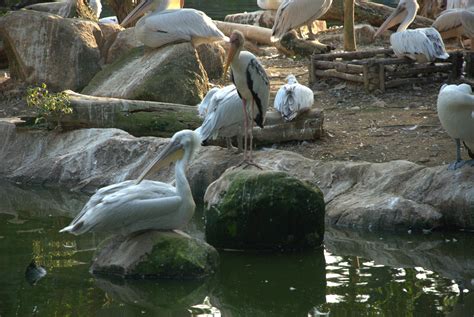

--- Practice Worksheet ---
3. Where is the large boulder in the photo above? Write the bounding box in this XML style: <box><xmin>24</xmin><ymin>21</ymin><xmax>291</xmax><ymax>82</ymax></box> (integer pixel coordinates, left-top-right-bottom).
<box><xmin>82</xmin><ymin>43</ymin><xmax>209</xmax><ymax>105</ymax></box>
<box><xmin>90</xmin><ymin>231</ymin><xmax>219</xmax><ymax>279</ymax></box>
<box><xmin>104</xmin><ymin>27</ymin><xmax>141</xmax><ymax>64</ymax></box>
<box><xmin>204</xmin><ymin>167</ymin><xmax>325</xmax><ymax>250</ymax></box>
<box><xmin>0</xmin><ymin>10</ymin><xmax>101</xmax><ymax>91</ymax></box>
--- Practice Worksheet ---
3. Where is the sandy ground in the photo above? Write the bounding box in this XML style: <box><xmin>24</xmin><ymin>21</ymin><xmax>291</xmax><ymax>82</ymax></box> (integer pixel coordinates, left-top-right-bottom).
<box><xmin>0</xmin><ymin>45</ymin><xmax>464</xmax><ymax>168</ymax></box>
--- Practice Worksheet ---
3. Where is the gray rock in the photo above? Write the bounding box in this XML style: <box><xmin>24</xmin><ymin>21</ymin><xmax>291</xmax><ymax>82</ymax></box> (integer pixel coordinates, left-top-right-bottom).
<box><xmin>196</xmin><ymin>43</ymin><xmax>226</xmax><ymax>81</ymax></box>
<box><xmin>90</xmin><ymin>231</ymin><xmax>219</xmax><ymax>279</ymax></box>
<box><xmin>0</xmin><ymin>10</ymin><xmax>101</xmax><ymax>91</ymax></box>
<box><xmin>82</xmin><ymin>43</ymin><xmax>209</xmax><ymax>105</ymax></box>
<box><xmin>104</xmin><ymin>27</ymin><xmax>141</xmax><ymax>65</ymax></box>
<box><xmin>204</xmin><ymin>166</ymin><xmax>325</xmax><ymax>250</ymax></box>
<box><xmin>0</xmin><ymin>122</ymin><xmax>472</xmax><ymax>231</ymax></box>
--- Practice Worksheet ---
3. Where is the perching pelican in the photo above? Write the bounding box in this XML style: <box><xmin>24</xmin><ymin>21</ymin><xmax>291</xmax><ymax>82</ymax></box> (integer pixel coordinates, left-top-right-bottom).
<box><xmin>223</xmin><ymin>31</ymin><xmax>270</xmax><ymax>162</ymax></box>
<box><xmin>374</xmin><ymin>0</ymin><xmax>449</xmax><ymax>63</ymax></box>
<box><xmin>195</xmin><ymin>85</ymin><xmax>247</xmax><ymax>150</ymax></box>
<box><xmin>60</xmin><ymin>130</ymin><xmax>201</xmax><ymax>236</ymax></box>
<box><xmin>120</xmin><ymin>0</ymin><xmax>227</xmax><ymax>49</ymax></box>
<box><xmin>258</xmin><ymin>0</ymin><xmax>283</xmax><ymax>10</ymax></box>
<box><xmin>271</xmin><ymin>0</ymin><xmax>333</xmax><ymax>41</ymax></box>
<box><xmin>274</xmin><ymin>74</ymin><xmax>314</xmax><ymax>121</ymax></box>
<box><xmin>432</xmin><ymin>8</ymin><xmax>474</xmax><ymax>46</ymax></box>
<box><xmin>437</xmin><ymin>84</ymin><xmax>474</xmax><ymax>169</ymax></box>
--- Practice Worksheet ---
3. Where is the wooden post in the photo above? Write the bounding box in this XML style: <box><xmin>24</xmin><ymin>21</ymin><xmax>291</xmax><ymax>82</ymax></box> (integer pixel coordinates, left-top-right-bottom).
<box><xmin>343</xmin><ymin>0</ymin><xmax>357</xmax><ymax>52</ymax></box>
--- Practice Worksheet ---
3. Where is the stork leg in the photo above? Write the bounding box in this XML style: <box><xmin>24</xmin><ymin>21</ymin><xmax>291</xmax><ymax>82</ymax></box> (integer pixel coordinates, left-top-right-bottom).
<box><xmin>241</xmin><ymin>98</ymin><xmax>248</xmax><ymax>161</ymax></box>
<box><xmin>249</xmin><ymin>99</ymin><xmax>254</xmax><ymax>161</ymax></box>
<box><xmin>448</xmin><ymin>138</ymin><xmax>466</xmax><ymax>170</ymax></box>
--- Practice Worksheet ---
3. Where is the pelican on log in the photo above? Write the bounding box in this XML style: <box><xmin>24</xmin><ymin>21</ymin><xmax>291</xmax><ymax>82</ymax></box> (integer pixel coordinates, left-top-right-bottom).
<box><xmin>223</xmin><ymin>30</ymin><xmax>270</xmax><ymax>163</ymax></box>
<box><xmin>432</xmin><ymin>8</ymin><xmax>474</xmax><ymax>46</ymax></box>
<box><xmin>274</xmin><ymin>74</ymin><xmax>314</xmax><ymax>122</ymax></box>
<box><xmin>60</xmin><ymin>130</ymin><xmax>201</xmax><ymax>236</ymax></box>
<box><xmin>120</xmin><ymin>0</ymin><xmax>227</xmax><ymax>49</ymax></box>
<box><xmin>195</xmin><ymin>85</ymin><xmax>247</xmax><ymax>150</ymax></box>
<box><xmin>437</xmin><ymin>84</ymin><xmax>474</xmax><ymax>170</ymax></box>
<box><xmin>271</xmin><ymin>0</ymin><xmax>333</xmax><ymax>41</ymax></box>
<box><xmin>374</xmin><ymin>0</ymin><xmax>449</xmax><ymax>63</ymax></box>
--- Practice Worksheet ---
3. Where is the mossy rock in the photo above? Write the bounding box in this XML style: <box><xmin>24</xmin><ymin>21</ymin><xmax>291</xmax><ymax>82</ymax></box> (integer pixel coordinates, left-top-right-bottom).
<box><xmin>204</xmin><ymin>168</ymin><xmax>325</xmax><ymax>250</ymax></box>
<box><xmin>90</xmin><ymin>231</ymin><xmax>219</xmax><ymax>279</ymax></box>
<box><xmin>82</xmin><ymin>43</ymin><xmax>208</xmax><ymax>105</ymax></box>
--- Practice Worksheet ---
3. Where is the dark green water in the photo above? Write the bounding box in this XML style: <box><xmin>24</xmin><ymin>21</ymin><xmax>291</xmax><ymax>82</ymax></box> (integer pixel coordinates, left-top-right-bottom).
<box><xmin>1</xmin><ymin>181</ymin><xmax>473</xmax><ymax>316</ymax></box>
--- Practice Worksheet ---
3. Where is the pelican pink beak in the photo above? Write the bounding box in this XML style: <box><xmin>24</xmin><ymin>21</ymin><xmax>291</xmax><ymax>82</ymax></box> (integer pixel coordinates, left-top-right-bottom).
<box><xmin>121</xmin><ymin>0</ymin><xmax>154</xmax><ymax>27</ymax></box>
<box><xmin>373</xmin><ymin>4</ymin><xmax>407</xmax><ymax>38</ymax></box>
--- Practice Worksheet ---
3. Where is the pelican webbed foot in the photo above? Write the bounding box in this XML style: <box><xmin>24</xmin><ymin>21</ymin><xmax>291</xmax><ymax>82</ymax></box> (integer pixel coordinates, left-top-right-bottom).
<box><xmin>448</xmin><ymin>160</ymin><xmax>467</xmax><ymax>170</ymax></box>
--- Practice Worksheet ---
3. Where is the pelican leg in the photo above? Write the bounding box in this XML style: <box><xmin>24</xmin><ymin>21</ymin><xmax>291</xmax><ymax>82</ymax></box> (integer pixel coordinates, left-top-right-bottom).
<box><xmin>448</xmin><ymin>138</ymin><xmax>466</xmax><ymax>170</ymax></box>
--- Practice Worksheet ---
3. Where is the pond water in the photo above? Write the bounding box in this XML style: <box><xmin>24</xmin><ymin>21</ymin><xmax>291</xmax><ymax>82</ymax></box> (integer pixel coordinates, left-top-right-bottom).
<box><xmin>1</xmin><ymin>181</ymin><xmax>473</xmax><ymax>316</ymax></box>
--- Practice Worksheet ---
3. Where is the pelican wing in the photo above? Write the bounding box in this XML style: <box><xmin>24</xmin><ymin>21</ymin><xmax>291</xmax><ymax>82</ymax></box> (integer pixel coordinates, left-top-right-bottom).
<box><xmin>195</xmin><ymin>85</ymin><xmax>244</xmax><ymax>141</ymax></box>
<box><xmin>447</xmin><ymin>0</ymin><xmax>474</xmax><ymax>9</ymax></box>
<box><xmin>461</xmin><ymin>10</ymin><xmax>474</xmax><ymax>37</ymax></box>
<box><xmin>433</xmin><ymin>9</ymin><xmax>463</xmax><ymax>32</ymax></box>
<box><xmin>197</xmin><ymin>87</ymin><xmax>220</xmax><ymax>118</ymax></box>
<box><xmin>144</xmin><ymin>9</ymin><xmax>226</xmax><ymax>44</ymax></box>
<box><xmin>245</xmin><ymin>56</ymin><xmax>270</xmax><ymax>128</ymax></box>
<box><xmin>391</xmin><ymin>28</ymin><xmax>449</xmax><ymax>61</ymax></box>
<box><xmin>271</xmin><ymin>0</ymin><xmax>332</xmax><ymax>41</ymax></box>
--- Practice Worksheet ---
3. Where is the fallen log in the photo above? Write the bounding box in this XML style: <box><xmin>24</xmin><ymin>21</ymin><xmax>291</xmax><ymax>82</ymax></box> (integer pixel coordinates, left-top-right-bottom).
<box><xmin>322</xmin><ymin>0</ymin><xmax>433</xmax><ymax>29</ymax></box>
<box><xmin>224</xmin><ymin>10</ymin><xmax>276</xmax><ymax>28</ymax></box>
<box><xmin>278</xmin><ymin>31</ymin><xmax>332</xmax><ymax>56</ymax></box>
<box><xmin>214</xmin><ymin>20</ymin><xmax>272</xmax><ymax>45</ymax></box>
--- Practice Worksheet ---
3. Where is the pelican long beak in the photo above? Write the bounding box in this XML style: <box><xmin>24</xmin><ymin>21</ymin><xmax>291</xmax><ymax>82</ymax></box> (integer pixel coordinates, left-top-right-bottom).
<box><xmin>222</xmin><ymin>44</ymin><xmax>237</xmax><ymax>81</ymax></box>
<box><xmin>135</xmin><ymin>140</ymin><xmax>185</xmax><ymax>184</ymax></box>
<box><xmin>121</xmin><ymin>0</ymin><xmax>154</xmax><ymax>28</ymax></box>
<box><xmin>373</xmin><ymin>5</ymin><xmax>406</xmax><ymax>38</ymax></box>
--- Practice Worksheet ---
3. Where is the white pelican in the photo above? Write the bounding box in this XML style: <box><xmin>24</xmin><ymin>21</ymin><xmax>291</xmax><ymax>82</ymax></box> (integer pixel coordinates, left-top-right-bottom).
<box><xmin>258</xmin><ymin>0</ymin><xmax>283</xmax><ymax>10</ymax></box>
<box><xmin>195</xmin><ymin>85</ymin><xmax>246</xmax><ymax>150</ymax></box>
<box><xmin>197</xmin><ymin>87</ymin><xmax>220</xmax><ymax>118</ymax></box>
<box><xmin>447</xmin><ymin>0</ymin><xmax>474</xmax><ymax>9</ymax></box>
<box><xmin>60</xmin><ymin>130</ymin><xmax>201</xmax><ymax>236</ymax></box>
<box><xmin>223</xmin><ymin>30</ymin><xmax>270</xmax><ymax>162</ymax></box>
<box><xmin>373</xmin><ymin>0</ymin><xmax>449</xmax><ymax>63</ymax></box>
<box><xmin>120</xmin><ymin>0</ymin><xmax>227</xmax><ymax>49</ymax></box>
<box><xmin>274</xmin><ymin>74</ymin><xmax>314</xmax><ymax>121</ymax></box>
<box><xmin>437</xmin><ymin>84</ymin><xmax>474</xmax><ymax>169</ymax></box>
<box><xmin>271</xmin><ymin>0</ymin><xmax>333</xmax><ymax>41</ymax></box>
<box><xmin>432</xmin><ymin>8</ymin><xmax>474</xmax><ymax>46</ymax></box>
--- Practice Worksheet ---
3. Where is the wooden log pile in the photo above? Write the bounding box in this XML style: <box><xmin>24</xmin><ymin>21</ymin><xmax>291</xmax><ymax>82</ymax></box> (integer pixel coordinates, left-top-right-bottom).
<box><xmin>310</xmin><ymin>49</ymin><xmax>463</xmax><ymax>92</ymax></box>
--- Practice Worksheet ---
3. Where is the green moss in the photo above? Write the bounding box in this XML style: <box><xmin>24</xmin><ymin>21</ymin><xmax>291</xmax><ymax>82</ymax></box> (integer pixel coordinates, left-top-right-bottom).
<box><xmin>205</xmin><ymin>170</ymin><xmax>325</xmax><ymax>250</ymax></box>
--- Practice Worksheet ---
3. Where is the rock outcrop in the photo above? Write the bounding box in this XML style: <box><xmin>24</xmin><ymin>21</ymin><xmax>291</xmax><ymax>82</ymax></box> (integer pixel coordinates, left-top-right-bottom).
<box><xmin>204</xmin><ymin>167</ymin><xmax>325</xmax><ymax>250</ymax></box>
<box><xmin>0</xmin><ymin>10</ymin><xmax>102</xmax><ymax>91</ymax></box>
<box><xmin>91</xmin><ymin>231</ymin><xmax>219</xmax><ymax>279</ymax></box>
<box><xmin>0</xmin><ymin>122</ymin><xmax>472</xmax><ymax>231</ymax></box>
<box><xmin>82</xmin><ymin>43</ymin><xmax>208</xmax><ymax>105</ymax></box>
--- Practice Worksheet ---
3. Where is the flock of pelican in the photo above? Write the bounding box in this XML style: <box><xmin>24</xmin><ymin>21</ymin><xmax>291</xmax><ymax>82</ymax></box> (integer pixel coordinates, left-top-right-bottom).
<box><xmin>60</xmin><ymin>0</ymin><xmax>474</xmax><ymax>237</ymax></box>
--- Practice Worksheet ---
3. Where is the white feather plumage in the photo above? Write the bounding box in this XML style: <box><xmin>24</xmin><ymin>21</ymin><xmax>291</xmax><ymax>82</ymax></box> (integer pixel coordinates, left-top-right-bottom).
<box><xmin>274</xmin><ymin>75</ymin><xmax>314</xmax><ymax>121</ymax></box>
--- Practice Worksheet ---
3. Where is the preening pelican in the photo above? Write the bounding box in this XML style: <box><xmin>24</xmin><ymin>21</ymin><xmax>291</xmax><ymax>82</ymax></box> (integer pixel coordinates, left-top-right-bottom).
<box><xmin>374</xmin><ymin>0</ymin><xmax>449</xmax><ymax>63</ymax></box>
<box><xmin>223</xmin><ymin>31</ymin><xmax>270</xmax><ymax>162</ymax></box>
<box><xmin>195</xmin><ymin>85</ymin><xmax>246</xmax><ymax>150</ymax></box>
<box><xmin>120</xmin><ymin>0</ymin><xmax>227</xmax><ymax>49</ymax></box>
<box><xmin>274</xmin><ymin>74</ymin><xmax>314</xmax><ymax>121</ymax></box>
<box><xmin>258</xmin><ymin>0</ymin><xmax>283</xmax><ymax>10</ymax></box>
<box><xmin>437</xmin><ymin>84</ymin><xmax>474</xmax><ymax>169</ymax></box>
<box><xmin>432</xmin><ymin>8</ymin><xmax>474</xmax><ymax>45</ymax></box>
<box><xmin>271</xmin><ymin>0</ymin><xmax>333</xmax><ymax>41</ymax></box>
<box><xmin>60</xmin><ymin>130</ymin><xmax>201</xmax><ymax>236</ymax></box>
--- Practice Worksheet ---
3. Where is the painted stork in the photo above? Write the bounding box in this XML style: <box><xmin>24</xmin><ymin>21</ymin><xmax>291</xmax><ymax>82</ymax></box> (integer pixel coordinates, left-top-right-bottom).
<box><xmin>437</xmin><ymin>84</ymin><xmax>474</xmax><ymax>170</ymax></box>
<box><xmin>373</xmin><ymin>0</ymin><xmax>449</xmax><ymax>63</ymax></box>
<box><xmin>274</xmin><ymin>74</ymin><xmax>314</xmax><ymax>121</ymax></box>
<box><xmin>60</xmin><ymin>130</ymin><xmax>201</xmax><ymax>236</ymax></box>
<box><xmin>223</xmin><ymin>30</ymin><xmax>270</xmax><ymax>163</ymax></box>
<box><xmin>120</xmin><ymin>0</ymin><xmax>227</xmax><ymax>49</ymax></box>
<box><xmin>195</xmin><ymin>85</ymin><xmax>246</xmax><ymax>150</ymax></box>
<box><xmin>271</xmin><ymin>0</ymin><xmax>333</xmax><ymax>41</ymax></box>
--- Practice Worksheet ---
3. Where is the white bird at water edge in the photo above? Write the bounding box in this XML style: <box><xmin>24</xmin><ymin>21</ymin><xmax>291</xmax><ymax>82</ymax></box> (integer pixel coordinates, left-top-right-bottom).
<box><xmin>437</xmin><ymin>84</ymin><xmax>474</xmax><ymax>170</ymax></box>
<box><xmin>374</xmin><ymin>0</ymin><xmax>449</xmax><ymax>63</ymax></box>
<box><xmin>274</xmin><ymin>74</ymin><xmax>314</xmax><ymax>122</ymax></box>
<box><xmin>223</xmin><ymin>30</ymin><xmax>270</xmax><ymax>163</ymax></box>
<box><xmin>271</xmin><ymin>0</ymin><xmax>333</xmax><ymax>41</ymax></box>
<box><xmin>120</xmin><ymin>0</ymin><xmax>227</xmax><ymax>49</ymax></box>
<box><xmin>60</xmin><ymin>130</ymin><xmax>201</xmax><ymax>236</ymax></box>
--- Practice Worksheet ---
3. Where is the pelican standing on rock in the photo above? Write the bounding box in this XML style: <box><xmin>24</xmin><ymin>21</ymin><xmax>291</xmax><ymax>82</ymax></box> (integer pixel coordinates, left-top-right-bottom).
<box><xmin>195</xmin><ymin>85</ymin><xmax>246</xmax><ymax>150</ymax></box>
<box><xmin>60</xmin><ymin>130</ymin><xmax>201</xmax><ymax>236</ymax></box>
<box><xmin>373</xmin><ymin>0</ymin><xmax>449</xmax><ymax>62</ymax></box>
<box><xmin>432</xmin><ymin>8</ymin><xmax>474</xmax><ymax>47</ymax></box>
<box><xmin>120</xmin><ymin>0</ymin><xmax>227</xmax><ymax>49</ymax></box>
<box><xmin>274</xmin><ymin>74</ymin><xmax>314</xmax><ymax>121</ymax></box>
<box><xmin>271</xmin><ymin>0</ymin><xmax>333</xmax><ymax>41</ymax></box>
<box><xmin>223</xmin><ymin>31</ymin><xmax>270</xmax><ymax>163</ymax></box>
<box><xmin>437</xmin><ymin>84</ymin><xmax>474</xmax><ymax>170</ymax></box>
